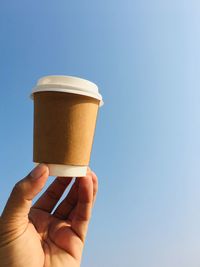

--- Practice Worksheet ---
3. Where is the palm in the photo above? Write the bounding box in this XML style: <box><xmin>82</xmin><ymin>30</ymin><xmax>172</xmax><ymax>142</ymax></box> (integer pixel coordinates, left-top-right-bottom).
<box><xmin>27</xmin><ymin>208</ymin><xmax>82</xmax><ymax>267</ymax></box>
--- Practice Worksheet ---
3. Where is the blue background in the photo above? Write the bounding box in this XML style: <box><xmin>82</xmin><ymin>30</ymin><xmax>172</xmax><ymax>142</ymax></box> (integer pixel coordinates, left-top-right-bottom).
<box><xmin>1</xmin><ymin>1</ymin><xmax>200</xmax><ymax>266</ymax></box>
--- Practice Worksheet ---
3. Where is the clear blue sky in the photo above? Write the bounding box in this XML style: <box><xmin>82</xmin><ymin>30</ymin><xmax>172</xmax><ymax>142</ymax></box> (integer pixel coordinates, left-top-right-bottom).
<box><xmin>1</xmin><ymin>1</ymin><xmax>200</xmax><ymax>266</ymax></box>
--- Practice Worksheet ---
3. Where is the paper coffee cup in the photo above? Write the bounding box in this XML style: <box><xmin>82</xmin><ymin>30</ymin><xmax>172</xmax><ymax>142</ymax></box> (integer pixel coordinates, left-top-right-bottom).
<box><xmin>31</xmin><ymin>76</ymin><xmax>103</xmax><ymax>177</ymax></box>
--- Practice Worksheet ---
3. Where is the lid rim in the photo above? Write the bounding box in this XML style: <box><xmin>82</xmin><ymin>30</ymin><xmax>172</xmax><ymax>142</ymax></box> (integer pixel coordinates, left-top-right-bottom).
<box><xmin>31</xmin><ymin>87</ymin><xmax>104</xmax><ymax>106</ymax></box>
<box><xmin>31</xmin><ymin>75</ymin><xmax>104</xmax><ymax>106</ymax></box>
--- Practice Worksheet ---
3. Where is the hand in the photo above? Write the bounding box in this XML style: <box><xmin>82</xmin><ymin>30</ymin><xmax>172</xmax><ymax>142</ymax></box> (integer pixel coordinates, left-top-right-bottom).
<box><xmin>0</xmin><ymin>164</ymin><xmax>98</xmax><ymax>267</ymax></box>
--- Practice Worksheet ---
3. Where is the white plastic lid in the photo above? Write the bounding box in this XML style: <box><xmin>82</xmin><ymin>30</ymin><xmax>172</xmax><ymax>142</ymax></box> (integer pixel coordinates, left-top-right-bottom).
<box><xmin>31</xmin><ymin>75</ymin><xmax>103</xmax><ymax>106</ymax></box>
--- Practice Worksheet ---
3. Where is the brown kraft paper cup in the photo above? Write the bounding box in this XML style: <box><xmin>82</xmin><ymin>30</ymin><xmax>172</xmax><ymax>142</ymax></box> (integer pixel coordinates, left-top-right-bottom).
<box><xmin>33</xmin><ymin>91</ymin><xmax>100</xmax><ymax>167</ymax></box>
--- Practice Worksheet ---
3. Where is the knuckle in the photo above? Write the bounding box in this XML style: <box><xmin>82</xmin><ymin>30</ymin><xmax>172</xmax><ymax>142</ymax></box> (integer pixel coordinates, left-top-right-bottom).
<box><xmin>46</xmin><ymin>189</ymin><xmax>59</xmax><ymax>200</ymax></box>
<box><xmin>13</xmin><ymin>180</ymin><xmax>25</xmax><ymax>195</ymax></box>
<box><xmin>54</xmin><ymin>211</ymin><xmax>66</xmax><ymax>220</ymax></box>
<box><xmin>76</xmin><ymin>212</ymin><xmax>91</xmax><ymax>222</ymax></box>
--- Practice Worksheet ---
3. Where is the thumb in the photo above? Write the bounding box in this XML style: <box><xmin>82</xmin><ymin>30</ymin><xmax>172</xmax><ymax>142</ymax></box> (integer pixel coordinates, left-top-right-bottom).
<box><xmin>1</xmin><ymin>164</ymin><xmax>49</xmax><ymax>222</ymax></box>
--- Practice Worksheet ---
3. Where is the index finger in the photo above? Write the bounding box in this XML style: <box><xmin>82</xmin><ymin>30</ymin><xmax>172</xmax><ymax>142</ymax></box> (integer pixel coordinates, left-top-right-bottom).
<box><xmin>32</xmin><ymin>176</ymin><xmax>72</xmax><ymax>213</ymax></box>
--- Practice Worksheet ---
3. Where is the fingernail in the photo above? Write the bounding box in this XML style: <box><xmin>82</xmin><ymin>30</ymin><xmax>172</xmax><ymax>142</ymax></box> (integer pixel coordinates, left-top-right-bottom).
<box><xmin>87</xmin><ymin>167</ymin><xmax>91</xmax><ymax>173</ymax></box>
<box><xmin>30</xmin><ymin>164</ymin><xmax>48</xmax><ymax>180</ymax></box>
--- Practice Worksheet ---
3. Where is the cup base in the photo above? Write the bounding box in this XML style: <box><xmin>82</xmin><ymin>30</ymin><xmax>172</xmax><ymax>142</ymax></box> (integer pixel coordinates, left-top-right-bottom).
<box><xmin>34</xmin><ymin>162</ymin><xmax>87</xmax><ymax>177</ymax></box>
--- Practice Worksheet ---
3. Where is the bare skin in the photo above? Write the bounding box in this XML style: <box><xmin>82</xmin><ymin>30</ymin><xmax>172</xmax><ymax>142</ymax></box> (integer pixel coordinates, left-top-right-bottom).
<box><xmin>0</xmin><ymin>164</ymin><xmax>98</xmax><ymax>267</ymax></box>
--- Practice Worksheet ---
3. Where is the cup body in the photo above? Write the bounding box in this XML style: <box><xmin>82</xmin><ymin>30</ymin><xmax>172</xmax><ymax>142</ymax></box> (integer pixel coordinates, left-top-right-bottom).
<box><xmin>31</xmin><ymin>76</ymin><xmax>103</xmax><ymax>177</ymax></box>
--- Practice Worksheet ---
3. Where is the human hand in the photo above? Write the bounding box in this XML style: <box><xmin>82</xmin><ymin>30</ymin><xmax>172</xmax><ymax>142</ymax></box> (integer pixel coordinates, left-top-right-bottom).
<box><xmin>0</xmin><ymin>164</ymin><xmax>98</xmax><ymax>267</ymax></box>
